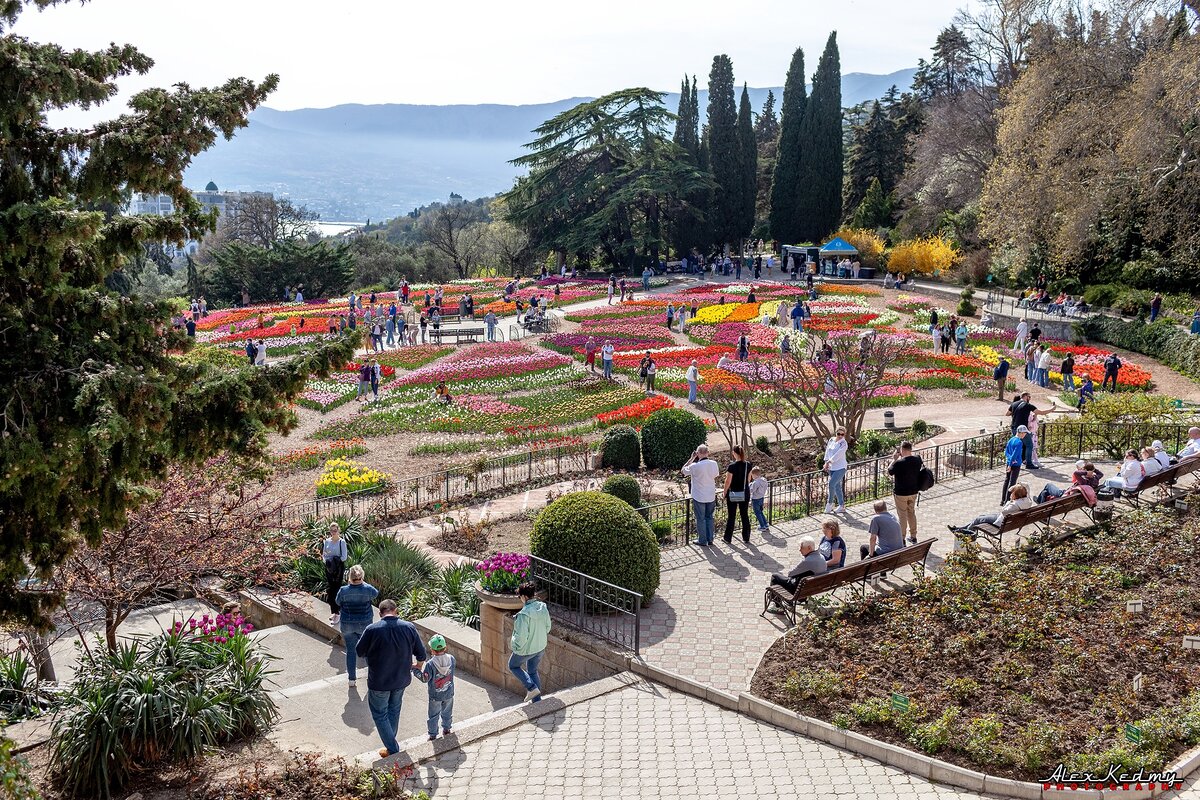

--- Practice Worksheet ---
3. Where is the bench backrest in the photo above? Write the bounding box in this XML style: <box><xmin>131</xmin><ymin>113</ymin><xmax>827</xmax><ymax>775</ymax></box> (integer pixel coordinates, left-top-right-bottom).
<box><xmin>795</xmin><ymin>560</ymin><xmax>870</xmax><ymax>598</ymax></box>
<box><xmin>866</xmin><ymin>538</ymin><xmax>936</xmax><ymax>576</ymax></box>
<box><xmin>1137</xmin><ymin>463</ymin><xmax>1181</xmax><ymax>492</ymax></box>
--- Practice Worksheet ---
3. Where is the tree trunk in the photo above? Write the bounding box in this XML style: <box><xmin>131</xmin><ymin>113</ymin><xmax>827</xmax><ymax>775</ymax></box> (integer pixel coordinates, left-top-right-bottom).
<box><xmin>25</xmin><ymin>630</ymin><xmax>56</xmax><ymax>682</ymax></box>
<box><xmin>105</xmin><ymin>610</ymin><xmax>119</xmax><ymax>653</ymax></box>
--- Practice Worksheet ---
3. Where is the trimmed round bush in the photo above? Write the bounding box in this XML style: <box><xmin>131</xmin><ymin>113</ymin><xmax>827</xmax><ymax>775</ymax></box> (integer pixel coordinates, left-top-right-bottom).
<box><xmin>600</xmin><ymin>424</ymin><xmax>641</xmax><ymax>470</ymax></box>
<box><xmin>531</xmin><ymin>492</ymin><xmax>660</xmax><ymax>602</ymax></box>
<box><xmin>640</xmin><ymin>408</ymin><xmax>707</xmax><ymax>470</ymax></box>
<box><xmin>601</xmin><ymin>474</ymin><xmax>641</xmax><ymax>509</ymax></box>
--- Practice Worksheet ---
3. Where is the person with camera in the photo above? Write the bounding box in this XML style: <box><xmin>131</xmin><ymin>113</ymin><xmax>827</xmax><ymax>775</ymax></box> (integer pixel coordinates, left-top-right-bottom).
<box><xmin>682</xmin><ymin>445</ymin><xmax>720</xmax><ymax>546</ymax></box>
<box><xmin>888</xmin><ymin>441</ymin><xmax>924</xmax><ymax>545</ymax></box>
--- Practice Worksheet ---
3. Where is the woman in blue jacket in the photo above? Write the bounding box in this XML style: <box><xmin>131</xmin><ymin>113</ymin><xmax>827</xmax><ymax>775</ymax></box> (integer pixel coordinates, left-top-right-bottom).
<box><xmin>335</xmin><ymin>564</ymin><xmax>379</xmax><ymax>687</ymax></box>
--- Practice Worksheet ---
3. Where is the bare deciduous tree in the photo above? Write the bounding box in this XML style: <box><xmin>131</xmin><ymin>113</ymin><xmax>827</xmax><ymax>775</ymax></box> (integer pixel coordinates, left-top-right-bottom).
<box><xmin>222</xmin><ymin>195</ymin><xmax>318</xmax><ymax>249</ymax></box>
<box><xmin>421</xmin><ymin>203</ymin><xmax>488</xmax><ymax>278</ymax></box>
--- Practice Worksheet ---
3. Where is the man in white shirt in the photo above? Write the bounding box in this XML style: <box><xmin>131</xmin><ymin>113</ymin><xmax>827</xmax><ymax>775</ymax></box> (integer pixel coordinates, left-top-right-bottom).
<box><xmin>1013</xmin><ymin>319</ymin><xmax>1029</xmax><ymax>353</ymax></box>
<box><xmin>1151</xmin><ymin>440</ymin><xmax>1171</xmax><ymax>470</ymax></box>
<box><xmin>682</xmin><ymin>445</ymin><xmax>720</xmax><ymax>546</ymax></box>
<box><xmin>685</xmin><ymin>360</ymin><xmax>701</xmax><ymax>404</ymax></box>
<box><xmin>1178</xmin><ymin>428</ymin><xmax>1200</xmax><ymax>460</ymax></box>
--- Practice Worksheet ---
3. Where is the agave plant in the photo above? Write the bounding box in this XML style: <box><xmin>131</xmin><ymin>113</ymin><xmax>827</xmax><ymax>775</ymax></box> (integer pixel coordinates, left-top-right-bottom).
<box><xmin>357</xmin><ymin>534</ymin><xmax>438</xmax><ymax>602</ymax></box>
<box><xmin>0</xmin><ymin>652</ymin><xmax>55</xmax><ymax>722</ymax></box>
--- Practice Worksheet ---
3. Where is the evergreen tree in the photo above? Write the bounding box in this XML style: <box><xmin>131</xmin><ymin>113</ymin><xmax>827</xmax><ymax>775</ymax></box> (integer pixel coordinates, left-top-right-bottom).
<box><xmin>769</xmin><ymin>47</ymin><xmax>807</xmax><ymax>243</ymax></box>
<box><xmin>704</xmin><ymin>54</ymin><xmax>740</xmax><ymax>248</ymax></box>
<box><xmin>850</xmin><ymin>177</ymin><xmax>895</xmax><ymax>229</ymax></box>
<box><xmin>736</xmin><ymin>84</ymin><xmax>757</xmax><ymax>241</ymax></box>
<box><xmin>754</xmin><ymin>90</ymin><xmax>780</xmax><ymax>144</ymax></box>
<box><xmin>843</xmin><ymin>100</ymin><xmax>905</xmax><ymax>215</ymax></box>
<box><xmin>0</xmin><ymin>1</ymin><xmax>357</xmax><ymax>626</ymax></box>
<box><xmin>795</xmin><ymin>32</ymin><xmax>843</xmax><ymax>242</ymax></box>
<box><xmin>670</xmin><ymin>76</ymin><xmax>702</xmax><ymax>257</ymax></box>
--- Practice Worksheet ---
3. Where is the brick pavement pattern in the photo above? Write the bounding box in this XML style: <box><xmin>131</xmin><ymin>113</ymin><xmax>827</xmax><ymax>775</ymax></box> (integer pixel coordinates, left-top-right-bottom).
<box><xmin>417</xmin><ymin>681</ymin><xmax>1200</xmax><ymax>800</ymax></box>
<box><xmin>639</xmin><ymin>458</ymin><xmax>1102</xmax><ymax>694</ymax></box>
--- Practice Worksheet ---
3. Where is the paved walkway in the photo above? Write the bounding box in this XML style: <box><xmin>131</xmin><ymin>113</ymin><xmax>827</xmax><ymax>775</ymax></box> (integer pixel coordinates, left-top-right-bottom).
<box><xmin>637</xmin><ymin>457</ymin><xmax>1100</xmax><ymax>694</ymax></box>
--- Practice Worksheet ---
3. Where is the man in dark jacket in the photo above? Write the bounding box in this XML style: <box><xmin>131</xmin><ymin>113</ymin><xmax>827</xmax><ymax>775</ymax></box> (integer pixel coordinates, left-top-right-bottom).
<box><xmin>993</xmin><ymin>356</ymin><xmax>1010</xmax><ymax>401</ymax></box>
<box><xmin>356</xmin><ymin>599</ymin><xmax>427</xmax><ymax>758</ymax></box>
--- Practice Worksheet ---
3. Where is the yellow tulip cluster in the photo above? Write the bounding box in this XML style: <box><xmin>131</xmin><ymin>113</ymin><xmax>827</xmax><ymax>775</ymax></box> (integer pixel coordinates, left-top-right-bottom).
<box><xmin>314</xmin><ymin>457</ymin><xmax>391</xmax><ymax>498</ymax></box>
<box><xmin>691</xmin><ymin>303</ymin><xmax>740</xmax><ymax>324</ymax></box>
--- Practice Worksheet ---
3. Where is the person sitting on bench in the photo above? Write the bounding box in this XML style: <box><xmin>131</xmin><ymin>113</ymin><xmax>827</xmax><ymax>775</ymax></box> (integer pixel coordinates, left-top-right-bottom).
<box><xmin>949</xmin><ymin>483</ymin><xmax>1034</xmax><ymax>537</ymax></box>
<box><xmin>1104</xmin><ymin>449</ymin><xmax>1145</xmax><ymax>495</ymax></box>
<box><xmin>1178</xmin><ymin>427</ymin><xmax>1200</xmax><ymax>461</ymax></box>
<box><xmin>767</xmin><ymin>536</ymin><xmax>827</xmax><ymax>605</ymax></box>
<box><xmin>860</xmin><ymin>501</ymin><xmax>904</xmax><ymax>560</ymax></box>
<box><xmin>1036</xmin><ymin>460</ymin><xmax>1102</xmax><ymax>502</ymax></box>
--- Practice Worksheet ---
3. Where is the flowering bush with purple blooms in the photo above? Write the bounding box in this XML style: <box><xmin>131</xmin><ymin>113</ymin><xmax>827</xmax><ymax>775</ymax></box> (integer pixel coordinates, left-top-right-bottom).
<box><xmin>170</xmin><ymin>612</ymin><xmax>254</xmax><ymax>645</ymax></box>
<box><xmin>476</xmin><ymin>552</ymin><xmax>531</xmax><ymax>593</ymax></box>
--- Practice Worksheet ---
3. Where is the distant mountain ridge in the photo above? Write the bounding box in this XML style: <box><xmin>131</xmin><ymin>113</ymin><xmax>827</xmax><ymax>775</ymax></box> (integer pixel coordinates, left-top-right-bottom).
<box><xmin>184</xmin><ymin>69</ymin><xmax>915</xmax><ymax>221</ymax></box>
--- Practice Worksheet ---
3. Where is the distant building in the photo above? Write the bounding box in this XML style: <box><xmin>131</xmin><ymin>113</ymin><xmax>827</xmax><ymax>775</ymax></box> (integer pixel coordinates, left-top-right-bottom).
<box><xmin>127</xmin><ymin>183</ymin><xmax>275</xmax><ymax>259</ymax></box>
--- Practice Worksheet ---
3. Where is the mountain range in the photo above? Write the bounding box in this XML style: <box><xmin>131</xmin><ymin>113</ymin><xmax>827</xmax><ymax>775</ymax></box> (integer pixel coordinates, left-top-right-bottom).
<box><xmin>183</xmin><ymin>69</ymin><xmax>916</xmax><ymax>222</ymax></box>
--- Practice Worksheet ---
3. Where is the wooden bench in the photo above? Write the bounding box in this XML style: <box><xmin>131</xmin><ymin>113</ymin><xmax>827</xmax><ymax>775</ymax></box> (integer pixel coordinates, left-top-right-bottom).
<box><xmin>761</xmin><ymin>538</ymin><xmax>937</xmax><ymax>627</ymax></box>
<box><xmin>968</xmin><ymin>492</ymin><xmax>1092</xmax><ymax>550</ymax></box>
<box><xmin>430</xmin><ymin>327</ymin><xmax>484</xmax><ymax>345</ymax></box>
<box><xmin>1118</xmin><ymin>457</ymin><xmax>1200</xmax><ymax>507</ymax></box>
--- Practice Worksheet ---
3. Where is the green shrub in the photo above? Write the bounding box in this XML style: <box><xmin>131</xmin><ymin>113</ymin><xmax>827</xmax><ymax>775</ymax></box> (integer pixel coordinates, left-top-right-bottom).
<box><xmin>650</xmin><ymin>519</ymin><xmax>674</xmax><ymax>543</ymax></box>
<box><xmin>963</xmin><ymin>714</ymin><xmax>1012</xmax><ymax>766</ymax></box>
<box><xmin>600</xmin><ymin>424</ymin><xmax>641</xmax><ymax>470</ymax></box>
<box><xmin>0</xmin><ymin>653</ymin><xmax>52</xmax><ymax>722</ymax></box>
<box><xmin>910</xmin><ymin>706</ymin><xmax>960</xmax><ymax>754</ymax></box>
<box><xmin>856</xmin><ymin>429</ymin><xmax>900</xmax><ymax>457</ymax></box>
<box><xmin>640</xmin><ymin>408</ymin><xmax>707</xmax><ymax>470</ymax></box>
<box><xmin>957</xmin><ymin>285</ymin><xmax>976</xmax><ymax>317</ymax></box>
<box><xmin>754</xmin><ymin>435</ymin><xmax>771</xmax><ymax>455</ymax></box>
<box><xmin>531</xmin><ymin>492</ymin><xmax>660</xmax><ymax>602</ymax></box>
<box><xmin>0</xmin><ymin>738</ymin><xmax>37</xmax><ymax>800</ymax></box>
<box><xmin>602</xmin><ymin>474</ymin><xmax>642</xmax><ymax>508</ymax></box>
<box><xmin>944</xmin><ymin>676</ymin><xmax>979</xmax><ymax>703</ymax></box>
<box><xmin>909</xmin><ymin>419</ymin><xmax>929</xmax><ymax>438</ymax></box>
<box><xmin>849</xmin><ymin>696</ymin><xmax>894</xmax><ymax>725</ymax></box>
<box><xmin>783</xmin><ymin>668</ymin><xmax>844</xmax><ymax>703</ymax></box>
<box><xmin>177</xmin><ymin>345</ymin><xmax>247</xmax><ymax>370</ymax></box>
<box><xmin>1015</xmin><ymin>721</ymin><xmax>1064</xmax><ymax>774</ymax></box>
<box><xmin>52</xmin><ymin>629</ymin><xmax>277</xmax><ymax>798</ymax></box>
<box><xmin>356</xmin><ymin>534</ymin><xmax>439</xmax><ymax>602</ymax></box>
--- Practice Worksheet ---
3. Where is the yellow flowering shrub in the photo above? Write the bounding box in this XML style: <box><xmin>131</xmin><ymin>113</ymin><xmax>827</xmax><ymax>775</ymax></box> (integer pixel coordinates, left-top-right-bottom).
<box><xmin>888</xmin><ymin>235</ymin><xmax>960</xmax><ymax>275</ymax></box>
<box><xmin>832</xmin><ymin>228</ymin><xmax>887</xmax><ymax>268</ymax></box>
<box><xmin>314</xmin><ymin>457</ymin><xmax>391</xmax><ymax>498</ymax></box>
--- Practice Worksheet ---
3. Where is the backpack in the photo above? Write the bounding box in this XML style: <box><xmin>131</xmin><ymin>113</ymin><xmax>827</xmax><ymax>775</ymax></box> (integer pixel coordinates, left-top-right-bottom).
<box><xmin>918</xmin><ymin>466</ymin><xmax>936</xmax><ymax>492</ymax></box>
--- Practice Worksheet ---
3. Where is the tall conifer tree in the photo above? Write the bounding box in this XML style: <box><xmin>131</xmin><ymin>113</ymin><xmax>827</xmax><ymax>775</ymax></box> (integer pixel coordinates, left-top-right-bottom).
<box><xmin>671</xmin><ymin>76</ymin><xmax>699</xmax><ymax>256</ymax></box>
<box><xmin>736</xmin><ymin>84</ymin><xmax>757</xmax><ymax>241</ymax></box>
<box><xmin>795</xmin><ymin>32</ymin><xmax>843</xmax><ymax>242</ymax></box>
<box><xmin>704</xmin><ymin>54</ymin><xmax>739</xmax><ymax>248</ymax></box>
<box><xmin>769</xmin><ymin>48</ymin><xmax>807</xmax><ymax>243</ymax></box>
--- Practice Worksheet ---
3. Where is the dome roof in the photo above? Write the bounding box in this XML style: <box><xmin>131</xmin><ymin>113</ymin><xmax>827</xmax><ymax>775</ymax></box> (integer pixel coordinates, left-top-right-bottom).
<box><xmin>204</xmin><ymin>181</ymin><xmax>218</xmax><ymax>192</ymax></box>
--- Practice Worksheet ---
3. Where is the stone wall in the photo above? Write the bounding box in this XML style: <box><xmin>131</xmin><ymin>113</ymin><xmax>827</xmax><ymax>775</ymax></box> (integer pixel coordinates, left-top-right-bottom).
<box><xmin>474</xmin><ymin>604</ymin><xmax>619</xmax><ymax>694</ymax></box>
<box><xmin>984</xmin><ymin>308</ymin><xmax>1081</xmax><ymax>343</ymax></box>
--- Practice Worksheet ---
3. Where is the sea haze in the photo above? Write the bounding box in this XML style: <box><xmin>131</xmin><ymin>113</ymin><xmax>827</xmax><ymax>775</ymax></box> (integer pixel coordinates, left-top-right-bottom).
<box><xmin>184</xmin><ymin>69</ymin><xmax>916</xmax><ymax>221</ymax></box>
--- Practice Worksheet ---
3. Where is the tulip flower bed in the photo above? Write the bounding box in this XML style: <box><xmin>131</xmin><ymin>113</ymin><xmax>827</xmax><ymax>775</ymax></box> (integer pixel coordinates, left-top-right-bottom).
<box><xmin>595</xmin><ymin>395</ymin><xmax>674</xmax><ymax>426</ymax></box>
<box><xmin>387</xmin><ymin>343</ymin><xmax>573</xmax><ymax>388</ymax></box>
<box><xmin>298</xmin><ymin>375</ymin><xmax>363</xmax><ymax>412</ymax></box>
<box><xmin>886</xmin><ymin>293</ymin><xmax>938</xmax><ymax>314</ymax></box>
<box><xmin>342</xmin><ymin>362</ymin><xmax>397</xmax><ymax>379</ymax></box>
<box><xmin>373</xmin><ymin>346</ymin><xmax>454</xmax><ymax>370</ymax></box>
<box><xmin>275</xmin><ymin>438</ymin><xmax>368</xmax><ymax>473</ymax></box>
<box><xmin>314</xmin><ymin>457</ymin><xmax>391</xmax><ymax>498</ymax></box>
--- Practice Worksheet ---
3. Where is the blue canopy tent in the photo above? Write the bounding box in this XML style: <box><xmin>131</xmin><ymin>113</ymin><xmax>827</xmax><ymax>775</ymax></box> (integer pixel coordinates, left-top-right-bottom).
<box><xmin>817</xmin><ymin>237</ymin><xmax>871</xmax><ymax>279</ymax></box>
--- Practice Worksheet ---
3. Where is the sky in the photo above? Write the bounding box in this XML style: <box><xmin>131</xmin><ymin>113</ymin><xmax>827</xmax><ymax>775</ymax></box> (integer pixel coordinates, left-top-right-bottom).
<box><xmin>13</xmin><ymin>0</ymin><xmax>960</xmax><ymax>124</ymax></box>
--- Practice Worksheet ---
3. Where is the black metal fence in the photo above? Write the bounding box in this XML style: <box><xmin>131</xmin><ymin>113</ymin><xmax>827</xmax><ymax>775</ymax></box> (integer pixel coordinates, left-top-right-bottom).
<box><xmin>280</xmin><ymin>442</ymin><xmax>596</xmax><ymax>528</ymax></box>
<box><xmin>638</xmin><ymin>422</ymin><xmax>1200</xmax><ymax>545</ymax></box>
<box><xmin>529</xmin><ymin>554</ymin><xmax>641</xmax><ymax>654</ymax></box>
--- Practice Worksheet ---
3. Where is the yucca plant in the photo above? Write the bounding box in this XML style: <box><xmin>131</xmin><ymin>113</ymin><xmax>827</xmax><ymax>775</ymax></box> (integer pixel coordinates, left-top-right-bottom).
<box><xmin>357</xmin><ymin>535</ymin><xmax>438</xmax><ymax>601</ymax></box>
<box><xmin>290</xmin><ymin>514</ymin><xmax>366</xmax><ymax>594</ymax></box>
<box><xmin>0</xmin><ymin>652</ymin><xmax>54</xmax><ymax>722</ymax></box>
<box><xmin>51</xmin><ymin>628</ymin><xmax>278</xmax><ymax>799</ymax></box>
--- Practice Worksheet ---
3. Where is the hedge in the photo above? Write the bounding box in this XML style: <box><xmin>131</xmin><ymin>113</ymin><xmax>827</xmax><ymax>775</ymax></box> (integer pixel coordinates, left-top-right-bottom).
<box><xmin>640</xmin><ymin>408</ymin><xmax>707</xmax><ymax>470</ymax></box>
<box><xmin>600</xmin><ymin>424</ymin><xmax>641</xmax><ymax>470</ymax></box>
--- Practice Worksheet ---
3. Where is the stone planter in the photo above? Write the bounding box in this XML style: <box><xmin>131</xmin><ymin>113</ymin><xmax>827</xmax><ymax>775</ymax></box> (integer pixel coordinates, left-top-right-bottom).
<box><xmin>474</xmin><ymin>583</ymin><xmax>524</xmax><ymax>611</ymax></box>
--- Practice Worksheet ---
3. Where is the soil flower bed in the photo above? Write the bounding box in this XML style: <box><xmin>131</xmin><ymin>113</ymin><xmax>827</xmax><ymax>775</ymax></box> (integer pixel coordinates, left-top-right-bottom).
<box><xmin>751</xmin><ymin>504</ymin><xmax>1200</xmax><ymax>781</ymax></box>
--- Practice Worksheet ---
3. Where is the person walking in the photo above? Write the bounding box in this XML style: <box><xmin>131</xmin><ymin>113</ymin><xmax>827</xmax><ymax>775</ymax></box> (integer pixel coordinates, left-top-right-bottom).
<box><xmin>1102</xmin><ymin>353</ymin><xmax>1122</xmax><ymax>390</ymax></box>
<box><xmin>1013</xmin><ymin>318</ymin><xmax>1028</xmax><ymax>353</ymax></box>
<box><xmin>385</xmin><ymin>315</ymin><xmax>396</xmax><ymax>348</ymax></box>
<box><xmin>357</xmin><ymin>362</ymin><xmax>372</xmax><ymax>401</ymax></box>
<box><xmin>993</xmin><ymin>355</ymin><xmax>1010</xmax><ymax>401</ymax></box>
<box><xmin>1191</xmin><ymin>309</ymin><xmax>1200</xmax><ymax>335</ymax></box>
<box><xmin>335</xmin><ymin>565</ymin><xmax>378</xmax><ymax>687</ymax></box>
<box><xmin>823</xmin><ymin>428</ymin><xmax>849</xmax><ymax>513</ymax></box>
<box><xmin>723</xmin><ymin>445</ymin><xmax>752</xmax><ymax>544</ymax></box>
<box><xmin>322</xmin><ymin>523</ymin><xmax>348</xmax><ymax>624</ymax></box>
<box><xmin>254</xmin><ymin>339</ymin><xmax>267</xmax><ymax>365</ymax></box>
<box><xmin>666</xmin><ymin>303</ymin><xmax>675</xmax><ymax>329</ymax></box>
<box><xmin>791</xmin><ymin>299</ymin><xmax>804</xmax><ymax>331</ymax></box>
<box><xmin>685</xmin><ymin>359</ymin><xmax>700</xmax><ymax>403</ymax></box>
<box><xmin>245</xmin><ymin>338</ymin><xmax>256</xmax><ymax>364</ymax></box>
<box><xmin>642</xmin><ymin>265</ymin><xmax>653</xmax><ymax>291</ymax></box>
<box><xmin>607</xmin><ymin>281</ymin><xmax>615</xmax><ymax>305</ymax></box>
<box><xmin>736</xmin><ymin>333</ymin><xmax>750</xmax><ymax>362</ymax></box>
<box><xmin>749</xmin><ymin>467</ymin><xmax>769</xmax><ymax>534</ymax></box>
<box><xmin>355</xmin><ymin>599</ymin><xmax>427</xmax><ymax>758</ymax></box>
<box><xmin>370</xmin><ymin>358</ymin><xmax>381</xmax><ymax>402</ymax></box>
<box><xmin>954</xmin><ymin>321</ymin><xmax>969</xmax><ymax>355</ymax></box>
<box><xmin>1036</xmin><ymin>345</ymin><xmax>1053</xmax><ymax>388</ymax></box>
<box><xmin>601</xmin><ymin>340</ymin><xmax>614</xmax><ymax>380</ymax></box>
<box><xmin>509</xmin><ymin>582</ymin><xmax>552</xmax><ymax>702</ymax></box>
<box><xmin>416</xmin><ymin>634</ymin><xmax>456</xmax><ymax>740</ymax></box>
<box><xmin>682</xmin><ymin>445</ymin><xmax>720</xmax><ymax>546</ymax></box>
<box><xmin>485</xmin><ymin>310</ymin><xmax>498</xmax><ymax>342</ymax></box>
<box><xmin>1002</xmin><ymin>427</ymin><xmax>1028</xmax><ymax>502</ymax></box>
<box><xmin>1150</xmin><ymin>293</ymin><xmax>1162</xmax><ymax>323</ymax></box>
<box><xmin>888</xmin><ymin>441</ymin><xmax>924</xmax><ymax>545</ymax></box>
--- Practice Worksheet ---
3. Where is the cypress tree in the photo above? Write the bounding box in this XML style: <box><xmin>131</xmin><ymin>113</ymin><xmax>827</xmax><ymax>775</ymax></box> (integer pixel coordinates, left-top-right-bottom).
<box><xmin>769</xmin><ymin>47</ymin><xmax>807</xmax><ymax>244</ymax></box>
<box><xmin>755</xmin><ymin>90</ymin><xmax>780</xmax><ymax>144</ymax></box>
<box><xmin>736</xmin><ymin>84</ymin><xmax>757</xmax><ymax>241</ymax></box>
<box><xmin>795</xmin><ymin>32</ymin><xmax>843</xmax><ymax>243</ymax></box>
<box><xmin>704</xmin><ymin>54</ymin><xmax>739</xmax><ymax>249</ymax></box>
<box><xmin>671</xmin><ymin>76</ymin><xmax>698</xmax><ymax>257</ymax></box>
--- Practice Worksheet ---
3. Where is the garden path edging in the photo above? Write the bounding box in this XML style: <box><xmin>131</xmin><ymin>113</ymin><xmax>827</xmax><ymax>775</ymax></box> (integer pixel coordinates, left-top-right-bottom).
<box><xmin>628</xmin><ymin>656</ymin><xmax>1196</xmax><ymax>799</ymax></box>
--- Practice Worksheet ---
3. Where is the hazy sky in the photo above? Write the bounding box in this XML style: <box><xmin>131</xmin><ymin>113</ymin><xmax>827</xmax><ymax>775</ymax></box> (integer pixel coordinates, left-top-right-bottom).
<box><xmin>14</xmin><ymin>0</ymin><xmax>959</xmax><ymax>122</ymax></box>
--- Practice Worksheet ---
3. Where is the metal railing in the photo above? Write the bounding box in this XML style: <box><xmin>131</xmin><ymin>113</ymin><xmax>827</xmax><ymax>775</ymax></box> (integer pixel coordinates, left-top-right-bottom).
<box><xmin>280</xmin><ymin>442</ymin><xmax>597</xmax><ymax>528</ymax></box>
<box><xmin>638</xmin><ymin>423</ymin><xmax>1200</xmax><ymax>545</ymax></box>
<box><xmin>529</xmin><ymin>554</ymin><xmax>641</xmax><ymax>654</ymax></box>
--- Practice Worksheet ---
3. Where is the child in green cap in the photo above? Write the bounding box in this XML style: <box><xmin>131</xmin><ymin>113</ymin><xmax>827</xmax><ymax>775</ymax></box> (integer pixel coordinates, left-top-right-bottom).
<box><xmin>414</xmin><ymin>633</ymin><xmax>456</xmax><ymax>740</ymax></box>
